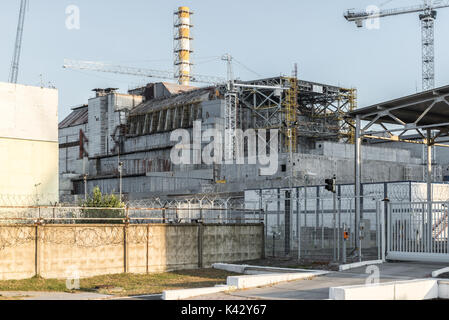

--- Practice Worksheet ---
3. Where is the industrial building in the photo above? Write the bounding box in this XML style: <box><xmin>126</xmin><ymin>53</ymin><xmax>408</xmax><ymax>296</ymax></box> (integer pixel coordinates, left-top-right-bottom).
<box><xmin>58</xmin><ymin>77</ymin><xmax>447</xmax><ymax>202</ymax></box>
<box><xmin>0</xmin><ymin>82</ymin><xmax>59</xmax><ymax>205</ymax></box>
<box><xmin>2</xmin><ymin>1</ymin><xmax>449</xmax><ymax>276</ymax></box>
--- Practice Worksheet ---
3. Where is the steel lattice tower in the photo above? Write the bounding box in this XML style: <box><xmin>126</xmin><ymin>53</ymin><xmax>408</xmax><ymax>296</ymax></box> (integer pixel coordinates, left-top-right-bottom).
<box><xmin>420</xmin><ymin>9</ymin><xmax>437</xmax><ymax>91</ymax></box>
<box><xmin>9</xmin><ymin>0</ymin><xmax>28</xmax><ymax>84</ymax></box>
<box><xmin>344</xmin><ymin>0</ymin><xmax>449</xmax><ymax>92</ymax></box>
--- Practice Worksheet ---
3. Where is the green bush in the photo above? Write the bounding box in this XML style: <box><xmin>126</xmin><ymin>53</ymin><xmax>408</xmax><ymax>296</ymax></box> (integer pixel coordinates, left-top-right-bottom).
<box><xmin>79</xmin><ymin>187</ymin><xmax>126</xmax><ymax>224</ymax></box>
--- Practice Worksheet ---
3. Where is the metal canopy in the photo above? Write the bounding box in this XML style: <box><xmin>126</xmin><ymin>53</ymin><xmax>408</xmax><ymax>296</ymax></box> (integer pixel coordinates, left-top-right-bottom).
<box><xmin>348</xmin><ymin>85</ymin><xmax>449</xmax><ymax>129</ymax></box>
<box><xmin>346</xmin><ymin>85</ymin><xmax>449</xmax><ymax>261</ymax></box>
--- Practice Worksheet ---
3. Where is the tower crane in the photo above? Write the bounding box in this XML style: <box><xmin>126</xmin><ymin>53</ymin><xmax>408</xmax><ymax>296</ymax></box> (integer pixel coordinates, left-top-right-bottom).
<box><xmin>344</xmin><ymin>0</ymin><xmax>449</xmax><ymax>91</ymax></box>
<box><xmin>63</xmin><ymin>59</ymin><xmax>226</xmax><ymax>85</ymax></box>
<box><xmin>9</xmin><ymin>0</ymin><xmax>28</xmax><ymax>83</ymax></box>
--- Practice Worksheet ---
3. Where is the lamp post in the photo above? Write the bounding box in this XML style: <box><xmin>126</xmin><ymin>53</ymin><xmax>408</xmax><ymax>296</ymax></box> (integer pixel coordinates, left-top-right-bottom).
<box><xmin>34</xmin><ymin>182</ymin><xmax>41</xmax><ymax>206</ymax></box>
<box><xmin>83</xmin><ymin>174</ymin><xmax>88</xmax><ymax>201</ymax></box>
<box><xmin>118</xmin><ymin>161</ymin><xmax>123</xmax><ymax>202</ymax></box>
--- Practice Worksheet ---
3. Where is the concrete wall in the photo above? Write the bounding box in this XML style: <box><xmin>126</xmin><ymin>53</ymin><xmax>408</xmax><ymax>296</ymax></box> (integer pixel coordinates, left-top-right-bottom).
<box><xmin>313</xmin><ymin>141</ymin><xmax>421</xmax><ymax>164</ymax></box>
<box><xmin>0</xmin><ymin>82</ymin><xmax>58</xmax><ymax>205</ymax></box>
<box><xmin>88</xmin><ymin>93</ymin><xmax>143</xmax><ymax>158</ymax></box>
<box><xmin>59</xmin><ymin>123</ymin><xmax>88</xmax><ymax>195</ymax></box>
<box><xmin>0</xmin><ymin>223</ymin><xmax>263</xmax><ymax>280</ymax></box>
<box><xmin>59</xmin><ymin>123</ymin><xmax>88</xmax><ymax>175</ymax></box>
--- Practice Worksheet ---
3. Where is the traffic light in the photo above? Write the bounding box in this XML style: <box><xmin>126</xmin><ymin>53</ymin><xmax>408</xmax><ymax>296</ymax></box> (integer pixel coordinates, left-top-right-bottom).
<box><xmin>325</xmin><ymin>176</ymin><xmax>336</xmax><ymax>193</ymax></box>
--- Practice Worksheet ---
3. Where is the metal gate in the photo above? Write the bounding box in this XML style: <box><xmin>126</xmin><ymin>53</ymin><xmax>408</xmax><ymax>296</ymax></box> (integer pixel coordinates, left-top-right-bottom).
<box><xmin>259</xmin><ymin>193</ymin><xmax>385</xmax><ymax>263</ymax></box>
<box><xmin>387</xmin><ymin>201</ymin><xmax>449</xmax><ymax>262</ymax></box>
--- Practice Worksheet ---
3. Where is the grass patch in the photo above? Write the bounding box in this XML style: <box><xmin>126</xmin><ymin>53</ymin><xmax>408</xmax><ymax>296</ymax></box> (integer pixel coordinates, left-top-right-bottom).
<box><xmin>0</xmin><ymin>276</ymin><xmax>69</xmax><ymax>293</ymax></box>
<box><xmin>0</xmin><ymin>269</ymin><xmax>235</xmax><ymax>297</ymax></box>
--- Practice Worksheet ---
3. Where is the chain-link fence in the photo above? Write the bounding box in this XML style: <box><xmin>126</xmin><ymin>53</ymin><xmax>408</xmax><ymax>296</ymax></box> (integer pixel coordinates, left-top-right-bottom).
<box><xmin>262</xmin><ymin>196</ymin><xmax>383</xmax><ymax>263</ymax></box>
<box><xmin>246</xmin><ymin>187</ymin><xmax>384</xmax><ymax>263</ymax></box>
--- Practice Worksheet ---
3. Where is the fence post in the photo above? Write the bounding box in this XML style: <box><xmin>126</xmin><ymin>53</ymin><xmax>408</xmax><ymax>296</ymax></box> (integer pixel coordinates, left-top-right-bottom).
<box><xmin>124</xmin><ymin>207</ymin><xmax>129</xmax><ymax>273</ymax></box>
<box><xmin>261</xmin><ymin>211</ymin><xmax>266</xmax><ymax>259</ymax></box>
<box><xmin>263</xmin><ymin>202</ymin><xmax>268</xmax><ymax>256</ymax></box>
<box><xmin>284</xmin><ymin>190</ymin><xmax>291</xmax><ymax>256</ymax></box>
<box><xmin>35</xmin><ymin>223</ymin><xmax>41</xmax><ymax>277</ymax></box>
<box><xmin>198</xmin><ymin>223</ymin><xmax>204</xmax><ymax>268</ymax></box>
<box><xmin>343</xmin><ymin>223</ymin><xmax>347</xmax><ymax>264</ymax></box>
<box><xmin>297</xmin><ymin>190</ymin><xmax>301</xmax><ymax>261</ymax></box>
<box><xmin>380</xmin><ymin>201</ymin><xmax>386</xmax><ymax>262</ymax></box>
<box><xmin>146</xmin><ymin>224</ymin><xmax>150</xmax><ymax>274</ymax></box>
<box><xmin>333</xmin><ymin>191</ymin><xmax>337</xmax><ymax>262</ymax></box>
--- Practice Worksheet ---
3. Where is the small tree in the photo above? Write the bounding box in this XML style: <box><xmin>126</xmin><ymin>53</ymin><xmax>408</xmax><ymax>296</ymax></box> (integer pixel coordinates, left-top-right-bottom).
<box><xmin>79</xmin><ymin>187</ymin><xmax>126</xmax><ymax>224</ymax></box>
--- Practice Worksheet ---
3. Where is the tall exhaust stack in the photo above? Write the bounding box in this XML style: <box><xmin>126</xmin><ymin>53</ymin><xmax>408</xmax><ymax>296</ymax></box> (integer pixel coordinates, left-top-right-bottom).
<box><xmin>174</xmin><ymin>6</ymin><xmax>193</xmax><ymax>86</ymax></box>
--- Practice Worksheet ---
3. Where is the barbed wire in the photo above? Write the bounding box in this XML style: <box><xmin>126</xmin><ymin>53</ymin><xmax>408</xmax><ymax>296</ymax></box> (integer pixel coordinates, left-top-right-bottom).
<box><xmin>0</xmin><ymin>224</ymin><xmax>157</xmax><ymax>251</ymax></box>
<box><xmin>0</xmin><ymin>226</ymin><xmax>35</xmax><ymax>251</ymax></box>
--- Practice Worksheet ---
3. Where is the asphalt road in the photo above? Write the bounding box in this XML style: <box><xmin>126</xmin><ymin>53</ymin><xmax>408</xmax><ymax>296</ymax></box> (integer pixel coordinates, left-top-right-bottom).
<box><xmin>189</xmin><ymin>261</ymin><xmax>449</xmax><ymax>300</ymax></box>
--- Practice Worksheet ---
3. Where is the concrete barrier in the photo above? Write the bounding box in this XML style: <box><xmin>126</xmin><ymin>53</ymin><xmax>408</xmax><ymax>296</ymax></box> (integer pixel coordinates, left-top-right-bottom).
<box><xmin>329</xmin><ymin>279</ymin><xmax>440</xmax><ymax>300</ymax></box>
<box><xmin>162</xmin><ymin>285</ymin><xmax>236</xmax><ymax>300</ymax></box>
<box><xmin>227</xmin><ymin>271</ymin><xmax>329</xmax><ymax>290</ymax></box>
<box><xmin>432</xmin><ymin>266</ymin><xmax>449</xmax><ymax>278</ymax></box>
<box><xmin>212</xmin><ymin>263</ymin><xmax>248</xmax><ymax>274</ymax></box>
<box><xmin>439</xmin><ymin>281</ymin><xmax>449</xmax><ymax>299</ymax></box>
<box><xmin>338</xmin><ymin>260</ymin><xmax>383</xmax><ymax>272</ymax></box>
<box><xmin>162</xmin><ymin>270</ymin><xmax>328</xmax><ymax>299</ymax></box>
<box><xmin>212</xmin><ymin>263</ymin><xmax>312</xmax><ymax>274</ymax></box>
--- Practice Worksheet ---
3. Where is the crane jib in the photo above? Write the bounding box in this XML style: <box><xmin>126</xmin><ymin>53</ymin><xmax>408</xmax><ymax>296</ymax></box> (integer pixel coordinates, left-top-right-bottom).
<box><xmin>344</xmin><ymin>2</ymin><xmax>449</xmax><ymax>21</ymax></box>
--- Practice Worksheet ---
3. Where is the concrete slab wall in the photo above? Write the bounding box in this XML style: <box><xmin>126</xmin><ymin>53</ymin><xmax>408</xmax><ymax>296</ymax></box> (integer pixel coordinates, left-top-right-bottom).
<box><xmin>0</xmin><ymin>225</ymin><xmax>35</xmax><ymax>280</ymax></box>
<box><xmin>0</xmin><ymin>82</ymin><xmax>59</xmax><ymax>205</ymax></box>
<box><xmin>0</xmin><ymin>223</ymin><xmax>263</xmax><ymax>280</ymax></box>
<box><xmin>202</xmin><ymin>225</ymin><xmax>263</xmax><ymax>266</ymax></box>
<box><xmin>38</xmin><ymin>225</ymin><xmax>125</xmax><ymax>279</ymax></box>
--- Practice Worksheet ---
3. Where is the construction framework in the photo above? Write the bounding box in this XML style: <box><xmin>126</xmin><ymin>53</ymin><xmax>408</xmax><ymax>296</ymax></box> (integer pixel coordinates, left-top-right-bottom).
<box><xmin>236</xmin><ymin>77</ymin><xmax>356</xmax><ymax>152</ymax></box>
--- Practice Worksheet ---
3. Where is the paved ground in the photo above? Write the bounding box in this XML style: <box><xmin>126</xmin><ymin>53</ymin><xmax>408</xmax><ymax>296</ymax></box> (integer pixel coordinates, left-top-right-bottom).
<box><xmin>189</xmin><ymin>261</ymin><xmax>449</xmax><ymax>300</ymax></box>
<box><xmin>0</xmin><ymin>262</ymin><xmax>446</xmax><ymax>300</ymax></box>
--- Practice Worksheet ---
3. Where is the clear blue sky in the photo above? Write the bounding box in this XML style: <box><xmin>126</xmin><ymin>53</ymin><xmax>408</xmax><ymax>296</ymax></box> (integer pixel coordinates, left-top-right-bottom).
<box><xmin>1</xmin><ymin>0</ymin><xmax>449</xmax><ymax>120</ymax></box>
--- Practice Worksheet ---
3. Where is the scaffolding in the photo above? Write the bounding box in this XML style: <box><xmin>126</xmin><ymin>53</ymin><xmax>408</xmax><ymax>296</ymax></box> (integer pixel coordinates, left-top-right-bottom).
<box><xmin>237</xmin><ymin>77</ymin><xmax>356</xmax><ymax>152</ymax></box>
<box><xmin>282</xmin><ymin>77</ymin><xmax>298</xmax><ymax>152</ymax></box>
<box><xmin>347</xmin><ymin>88</ymin><xmax>357</xmax><ymax>143</ymax></box>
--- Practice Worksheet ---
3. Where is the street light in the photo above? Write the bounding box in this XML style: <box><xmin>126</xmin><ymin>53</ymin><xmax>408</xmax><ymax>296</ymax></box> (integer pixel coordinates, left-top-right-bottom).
<box><xmin>118</xmin><ymin>161</ymin><xmax>124</xmax><ymax>202</ymax></box>
<box><xmin>83</xmin><ymin>174</ymin><xmax>88</xmax><ymax>201</ymax></box>
<box><xmin>34</xmin><ymin>183</ymin><xmax>41</xmax><ymax>205</ymax></box>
